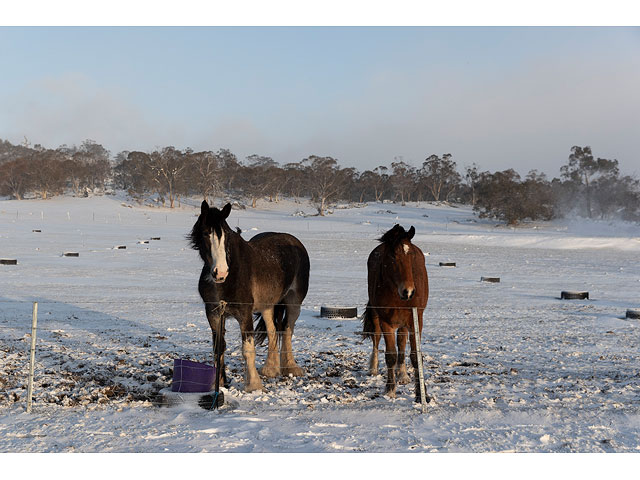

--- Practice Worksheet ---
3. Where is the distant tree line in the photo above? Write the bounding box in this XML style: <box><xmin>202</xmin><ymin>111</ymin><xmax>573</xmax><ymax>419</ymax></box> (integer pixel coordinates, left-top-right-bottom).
<box><xmin>1</xmin><ymin>138</ymin><xmax>638</xmax><ymax>224</ymax></box>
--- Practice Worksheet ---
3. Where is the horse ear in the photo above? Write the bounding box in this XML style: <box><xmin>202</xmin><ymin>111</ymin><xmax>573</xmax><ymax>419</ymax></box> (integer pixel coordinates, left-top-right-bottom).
<box><xmin>201</xmin><ymin>200</ymin><xmax>209</xmax><ymax>216</ymax></box>
<box><xmin>221</xmin><ymin>203</ymin><xmax>232</xmax><ymax>219</ymax></box>
<box><xmin>407</xmin><ymin>226</ymin><xmax>415</xmax><ymax>240</ymax></box>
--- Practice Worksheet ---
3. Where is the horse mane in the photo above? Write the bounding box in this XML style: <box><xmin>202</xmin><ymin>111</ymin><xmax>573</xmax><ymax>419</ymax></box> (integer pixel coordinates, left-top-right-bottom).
<box><xmin>378</xmin><ymin>224</ymin><xmax>413</xmax><ymax>246</ymax></box>
<box><xmin>188</xmin><ymin>218</ymin><xmax>203</xmax><ymax>250</ymax></box>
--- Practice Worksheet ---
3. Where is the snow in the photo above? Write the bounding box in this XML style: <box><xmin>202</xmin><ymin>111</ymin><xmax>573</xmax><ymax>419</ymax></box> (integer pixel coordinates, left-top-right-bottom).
<box><xmin>1</xmin><ymin>194</ymin><xmax>639</xmax><ymax>454</ymax></box>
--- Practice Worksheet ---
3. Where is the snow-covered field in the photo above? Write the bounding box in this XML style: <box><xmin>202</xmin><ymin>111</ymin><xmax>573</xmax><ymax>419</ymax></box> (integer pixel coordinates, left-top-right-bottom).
<box><xmin>1</xmin><ymin>194</ymin><xmax>639</xmax><ymax>453</ymax></box>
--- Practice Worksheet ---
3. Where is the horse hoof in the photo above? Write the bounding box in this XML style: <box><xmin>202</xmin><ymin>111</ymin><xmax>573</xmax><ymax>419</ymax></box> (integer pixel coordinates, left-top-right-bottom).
<box><xmin>397</xmin><ymin>374</ymin><xmax>411</xmax><ymax>385</ymax></box>
<box><xmin>368</xmin><ymin>369</ymin><xmax>379</xmax><ymax>376</ymax></box>
<box><xmin>260</xmin><ymin>366</ymin><xmax>280</xmax><ymax>378</ymax></box>
<box><xmin>282</xmin><ymin>366</ymin><xmax>305</xmax><ymax>377</ymax></box>
<box><xmin>244</xmin><ymin>381</ymin><xmax>264</xmax><ymax>393</ymax></box>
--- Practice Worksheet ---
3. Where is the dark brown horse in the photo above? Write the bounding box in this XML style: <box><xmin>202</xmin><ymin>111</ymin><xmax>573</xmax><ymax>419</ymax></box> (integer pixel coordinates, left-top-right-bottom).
<box><xmin>362</xmin><ymin>224</ymin><xmax>429</xmax><ymax>401</ymax></box>
<box><xmin>189</xmin><ymin>201</ymin><xmax>310</xmax><ymax>392</ymax></box>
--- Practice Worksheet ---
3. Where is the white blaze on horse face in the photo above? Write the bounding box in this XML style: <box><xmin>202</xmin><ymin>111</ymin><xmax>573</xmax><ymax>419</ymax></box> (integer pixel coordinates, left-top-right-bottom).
<box><xmin>209</xmin><ymin>230</ymin><xmax>228</xmax><ymax>283</ymax></box>
<box><xmin>398</xmin><ymin>243</ymin><xmax>415</xmax><ymax>300</ymax></box>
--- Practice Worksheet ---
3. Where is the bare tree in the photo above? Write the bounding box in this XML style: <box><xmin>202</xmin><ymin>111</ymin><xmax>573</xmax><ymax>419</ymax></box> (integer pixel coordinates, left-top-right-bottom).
<box><xmin>243</xmin><ymin>155</ymin><xmax>278</xmax><ymax>208</ymax></box>
<box><xmin>188</xmin><ymin>150</ymin><xmax>221</xmax><ymax>203</ymax></box>
<box><xmin>264</xmin><ymin>164</ymin><xmax>288</xmax><ymax>203</ymax></box>
<box><xmin>156</xmin><ymin>147</ymin><xmax>189</xmax><ymax>208</ymax></box>
<box><xmin>303</xmin><ymin>155</ymin><xmax>348</xmax><ymax>216</ymax></box>
<box><xmin>115</xmin><ymin>151</ymin><xmax>152</xmax><ymax>200</ymax></box>
<box><xmin>283</xmin><ymin>161</ymin><xmax>306</xmax><ymax>203</ymax></box>
<box><xmin>217</xmin><ymin>148</ymin><xmax>240</xmax><ymax>193</ymax></box>
<box><xmin>358</xmin><ymin>166</ymin><xmax>388</xmax><ymax>202</ymax></box>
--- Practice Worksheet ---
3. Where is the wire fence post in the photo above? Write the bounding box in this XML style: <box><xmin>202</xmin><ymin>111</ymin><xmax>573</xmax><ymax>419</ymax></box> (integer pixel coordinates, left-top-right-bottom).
<box><xmin>26</xmin><ymin>301</ymin><xmax>38</xmax><ymax>413</ymax></box>
<box><xmin>412</xmin><ymin>306</ymin><xmax>427</xmax><ymax>413</ymax></box>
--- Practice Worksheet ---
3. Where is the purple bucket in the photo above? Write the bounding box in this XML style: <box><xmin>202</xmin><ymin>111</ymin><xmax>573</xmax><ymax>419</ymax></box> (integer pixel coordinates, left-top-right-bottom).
<box><xmin>171</xmin><ymin>359</ymin><xmax>216</xmax><ymax>393</ymax></box>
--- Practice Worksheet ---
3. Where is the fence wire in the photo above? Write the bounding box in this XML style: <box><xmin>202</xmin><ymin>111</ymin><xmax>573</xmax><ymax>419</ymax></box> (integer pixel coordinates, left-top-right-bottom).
<box><xmin>1</xmin><ymin>298</ymin><xmax>637</xmax><ymax>412</ymax></box>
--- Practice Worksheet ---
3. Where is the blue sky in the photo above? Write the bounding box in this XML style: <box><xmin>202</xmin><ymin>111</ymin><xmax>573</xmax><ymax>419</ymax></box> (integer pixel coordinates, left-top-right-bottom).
<box><xmin>0</xmin><ymin>26</ymin><xmax>638</xmax><ymax>176</ymax></box>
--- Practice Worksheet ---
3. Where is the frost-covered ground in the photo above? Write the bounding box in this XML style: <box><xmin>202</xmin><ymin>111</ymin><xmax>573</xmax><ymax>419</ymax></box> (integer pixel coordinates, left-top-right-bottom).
<box><xmin>1</xmin><ymin>194</ymin><xmax>639</xmax><ymax>453</ymax></box>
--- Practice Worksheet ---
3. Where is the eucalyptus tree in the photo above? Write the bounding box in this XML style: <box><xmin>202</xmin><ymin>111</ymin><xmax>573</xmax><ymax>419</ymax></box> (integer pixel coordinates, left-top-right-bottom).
<box><xmin>560</xmin><ymin>146</ymin><xmax>619</xmax><ymax>219</ymax></box>
<box><xmin>389</xmin><ymin>159</ymin><xmax>416</xmax><ymax>205</ymax></box>
<box><xmin>419</xmin><ymin>153</ymin><xmax>461</xmax><ymax>202</ymax></box>
<box><xmin>243</xmin><ymin>154</ymin><xmax>278</xmax><ymax>208</ymax></box>
<box><xmin>0</xmin><ymin>157</ymin><xmax>31</xmax><ymax>199</ymax></box>
<box><xmin>187</xmin><ymin>150</ymin><xmax>222</xmax><ymax>203</ymax></box>
<box><xmin>302</xmin><ymin>155</ymin><xmax>349</xmax><ymax>215</ymax></box>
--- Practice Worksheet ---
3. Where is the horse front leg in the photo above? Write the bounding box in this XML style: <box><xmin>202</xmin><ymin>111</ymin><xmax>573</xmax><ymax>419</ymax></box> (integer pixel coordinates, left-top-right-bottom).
<box><xmin>239</xmin><ymin>312</ymin><xmax>264</xmax><ymax>392</ymax></box>
<box><xmin>368</xmin><ymin>312</ymin><xmax>381</xmax><ymax>376</ymax></box>
<box><xmin>395</xmin><ymin>326</ymin><xmax>411</xmax><ymax>385</ymax></box>
<box><xmin>382</xmin><ymin>325</ymin><xmax>398</xmax><ymax>398</ymax></box>
<box><xmin>280</xmin><ymin>305</ymin><xmax>304</xmax><ymax>377</ymax></box>
<box><xmin>205</xmin><ymin>304</ymin><xmax>228</xmax><ymax>387</ymax></box>
<box><xmin>259</xmin><ymin>307</ymin><xmax>280</xmax><ymax>378</ymax></box>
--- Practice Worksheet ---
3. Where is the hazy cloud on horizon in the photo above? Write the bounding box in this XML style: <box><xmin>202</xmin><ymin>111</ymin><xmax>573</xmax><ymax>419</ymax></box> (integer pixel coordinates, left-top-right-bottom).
<box><xmin>1</xmin><ymin>27</ymin><xmax>638</xmax><ymax>177</ymax></box>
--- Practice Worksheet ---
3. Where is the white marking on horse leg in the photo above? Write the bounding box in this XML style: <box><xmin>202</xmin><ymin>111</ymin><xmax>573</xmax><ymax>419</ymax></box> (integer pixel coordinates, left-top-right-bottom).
<box><xmin>369</xmin><ymin>348</ymin><xmax>379</xmax><ymax>375</ymax></box>
<box><xmin>396</xmin><ymin>361</ymin><xmax>410</xmax><ymax>384</ymax></box>
<box><xmin>242</xmin><ymin>336</ymin><xmax>263</xmax><ymax>392</ymax></box>
<box><xmin>259</xmin><ymin>308</ymin><xmax>280</xmax><ymax>378</ymax></box>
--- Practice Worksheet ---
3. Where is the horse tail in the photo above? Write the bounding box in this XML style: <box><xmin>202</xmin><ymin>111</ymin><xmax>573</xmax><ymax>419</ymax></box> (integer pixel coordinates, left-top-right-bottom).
<box><xmin>254</xmin><ymin>304</ymin><xmax>286</xmax><ymax>346</ymax></box>
<box><xmin>254</xmin><ymin>313</ymin><xmax>267</xmax><ymax>346</ymax></box>
<box><xmin>361</xmin><ymin>302</ymin><xmax>374</xmax><ymax>339</ymax></box>
<box><xmin>274</xmin><ymin>303</ymin><xmax>286</xmax><ymax>333</ymax></box>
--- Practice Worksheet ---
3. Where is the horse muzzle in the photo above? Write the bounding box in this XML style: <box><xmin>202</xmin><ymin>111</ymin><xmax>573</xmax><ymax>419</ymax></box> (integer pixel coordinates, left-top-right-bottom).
<box><xmin>399</xmin><ymin>287</ymin><xmax>415</xmax><ymax>301</ymax></box>
<box><xmin>211</xmin><ymin>267</ymin><xmax>228</xmax><ymax>283</ymax></box>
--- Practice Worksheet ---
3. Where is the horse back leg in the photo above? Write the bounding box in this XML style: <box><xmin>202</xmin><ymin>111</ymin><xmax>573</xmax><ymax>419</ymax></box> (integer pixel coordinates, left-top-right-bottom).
<box><xmin>368</xmin><ymin>312</ymin><xmax>381</xmax><ymax>376</ymax></box>
<box><xmin>258</xmin><ymin>307</ymin><xmax>281</xmax><ymax>378</ymax></box>
<box><xmin>395</xmin><ymin>326</ymin><xmax>411</xmax><ymax>384</ymax></box>
<box><xmin>382</xmin><ymin>323</ymin><xmax>398</xmax><ymax>397</ymax></box>
<box><xmin>280</xmin><ymin>304</ymin><xmax>304</xmax><ymax>377</ymax></box>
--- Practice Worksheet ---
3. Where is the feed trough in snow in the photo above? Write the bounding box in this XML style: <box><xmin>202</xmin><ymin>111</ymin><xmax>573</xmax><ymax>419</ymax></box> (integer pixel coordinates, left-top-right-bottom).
<box><xmin>626</xmin><ymin>309</ymin><xmax>640</xmax><ymax>319</ymax></box>
<box><xmin>320</xmin><ymin>306</ymin><xmax>358</xmax><ymax>319</ymax></box>
<box><xmin>0</xmin><ymin>259</ymin><xmax>18</xmax><ymax>265</ymax></box>
<box><xmin>561</xmin><ymin>291</ymin><xmax>589</xmax><ymax>300</ymax></box>
<box><xmin>481</xmin><ymin>276</ymin><xmax>500</xmax><ymax>283</ymax></box>
<box><xmin>171</xmin><ymin>358</ymin><xmax>215</xmax><ymax>393</ymax></box>
<box><xmin>439</xmin><ymin>262</ymin><xmax>456</xmax><ymax>267</ymax></box>
<box><xmin>63</xmin><ymin>252</ymin><xmax>79</xmax><ymax>257</ymax></box>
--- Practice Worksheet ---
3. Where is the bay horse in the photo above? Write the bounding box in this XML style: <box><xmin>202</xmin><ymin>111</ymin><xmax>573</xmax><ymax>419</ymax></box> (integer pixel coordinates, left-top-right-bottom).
<box><xmin>362</xmin><ymin>224</ymin><xmax>430</xmax><ymax>401</ymax></box>
<box><xmin>189</xmin><ymin>201</ymin><xmax>310</xmax><ymax>392</ymax></box>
